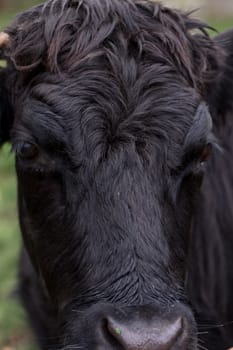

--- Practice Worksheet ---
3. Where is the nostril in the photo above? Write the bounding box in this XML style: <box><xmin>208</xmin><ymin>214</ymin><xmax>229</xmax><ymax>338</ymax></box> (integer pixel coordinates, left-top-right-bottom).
<box><xmin>105</xmin><ymin>316</ymin><xmax>187</xmax><ymax>350</ymax></box>
<box><xmin>156</xmin><ymin>317</ymin><xmax>183</xmax><ymax>347</ymax></box>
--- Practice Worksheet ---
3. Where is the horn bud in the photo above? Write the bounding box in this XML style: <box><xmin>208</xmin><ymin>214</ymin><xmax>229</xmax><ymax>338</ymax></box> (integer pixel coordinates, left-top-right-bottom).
<box><xmin>0</xmin><ymin>32</ymin><xmax>10</xmax><ymax>47</ymax></box>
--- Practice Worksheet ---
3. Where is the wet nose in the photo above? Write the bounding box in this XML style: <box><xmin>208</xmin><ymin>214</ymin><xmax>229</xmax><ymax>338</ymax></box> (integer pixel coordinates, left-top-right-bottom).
<box><xmin>105</xmin><ymin>316</ymin><xmax>187</xmax><ymax>350</ymax></box>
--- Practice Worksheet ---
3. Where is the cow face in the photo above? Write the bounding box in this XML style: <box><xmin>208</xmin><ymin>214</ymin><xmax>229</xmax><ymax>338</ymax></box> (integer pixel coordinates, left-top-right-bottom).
<box><xmin>0</xmin><ymin>1</ymin><xmax>233</xmax><ymax>349</ymax></box>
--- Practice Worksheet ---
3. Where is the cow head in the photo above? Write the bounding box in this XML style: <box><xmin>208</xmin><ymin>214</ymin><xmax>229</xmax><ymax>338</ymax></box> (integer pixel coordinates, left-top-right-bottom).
<box><xmin>0</xmin><ymin>1</ymin><xmax>233</xmax><ymax>349</ymax></box>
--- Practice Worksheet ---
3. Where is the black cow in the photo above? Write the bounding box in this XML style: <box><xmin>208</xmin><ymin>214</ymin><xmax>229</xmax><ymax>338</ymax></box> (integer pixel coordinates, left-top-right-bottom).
<box><xmin>0</xmin><ymin>0</ymin><xmax>233</xmax><ymax>349</ymax></box>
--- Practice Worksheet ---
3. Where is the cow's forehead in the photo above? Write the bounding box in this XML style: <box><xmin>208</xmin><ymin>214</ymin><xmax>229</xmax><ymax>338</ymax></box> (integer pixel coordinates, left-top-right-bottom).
<box><xmin>13</xmin><ymin>65</ymin><xmax>200</xmax><ymax>165</ymax></box>
<box><xmin>8</xmin><ymin>0</ymin><xmax>212</xmax><ymax>164</ymax></box>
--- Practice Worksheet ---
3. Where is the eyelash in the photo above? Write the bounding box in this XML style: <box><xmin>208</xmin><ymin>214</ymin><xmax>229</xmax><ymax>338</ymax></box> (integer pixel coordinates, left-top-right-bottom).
<box><xmin>182</xmin><ymin>143</ymin><xmax>213</xmax><ymax>170</ymax></box>
<box><xmin>169</xmin><ymin>143</ymin><xmax>214</xmax><ymax>187</ymax></box>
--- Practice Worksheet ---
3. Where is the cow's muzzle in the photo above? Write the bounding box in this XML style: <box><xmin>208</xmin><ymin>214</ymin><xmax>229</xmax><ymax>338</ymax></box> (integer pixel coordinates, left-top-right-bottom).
<box><xmin>62</xmin><ymin>303</ymin><xmax>196</xmax><ymax>349</ymax></box>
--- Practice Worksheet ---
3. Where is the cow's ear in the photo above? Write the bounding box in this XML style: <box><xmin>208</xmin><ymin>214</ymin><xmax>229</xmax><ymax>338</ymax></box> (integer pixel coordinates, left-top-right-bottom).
<box><xmin>206</xmin><ymin>29</ymin><xmax>233</xmax><ymax>125</ymax></box>
<box><xmin>0</xmin><ymin>33</ymin><xmax>13</xmax><ymax>147</ymax></box>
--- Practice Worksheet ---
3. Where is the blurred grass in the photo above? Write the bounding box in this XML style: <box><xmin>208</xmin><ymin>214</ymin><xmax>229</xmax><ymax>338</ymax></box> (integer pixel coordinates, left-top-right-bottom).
<box><xmin>0</xmin><ymin>7</ymin><xmax>232</xmax><ymax>350</ymax></box>
<box><xmin>0</xmin><ymin>0</ymin><xmax>41</xmax><ymax>29</ymax></box>
<box><xmin>0</xmin><ymin>11</ymin><xmax>36</xmax><ymax>350</ymax></box>
<box><xmin>0</xmin><ymin>13</ymin><xmax>14</xmax><ymax>29</ymax></box>
<box><xmin>208</xmin><ymin>17</ymin><xmax>233</xmax><ymax>32</ymax></box>
<box><xmin>0</xmin><ymin>146</ymin><xmax>35</xmax><ymax>350</ymax></box>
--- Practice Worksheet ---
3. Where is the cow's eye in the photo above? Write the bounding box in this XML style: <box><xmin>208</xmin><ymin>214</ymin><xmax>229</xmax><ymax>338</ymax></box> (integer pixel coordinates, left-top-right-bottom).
<box><xmin>199</xmin><ymin>143</ymin><xmax>212</xmax><ymax>164</ymax></box>
<box><xmin>192</xmin><ymin>143</ymin><xmax>212</xmax><ymax>176</ymax></box>
<box><xmin>17</xmin><ymin>142</ymin><xmax>38</xmax><ymax>160</ymax></box>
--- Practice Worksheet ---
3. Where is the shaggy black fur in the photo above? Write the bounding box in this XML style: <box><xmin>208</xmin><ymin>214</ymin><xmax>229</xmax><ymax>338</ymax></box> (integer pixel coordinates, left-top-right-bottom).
<box><xmin>0</xmin><ymin>0</ymin><xmax>233</xmax><ymax>349</ymax></box>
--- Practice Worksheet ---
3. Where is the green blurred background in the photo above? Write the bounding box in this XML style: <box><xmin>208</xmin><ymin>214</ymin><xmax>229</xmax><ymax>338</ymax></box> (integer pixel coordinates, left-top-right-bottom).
<box><xmin>0</xmin><ymin>1</ymin><xmax>232</xmax><ymax>349</ymax></box>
